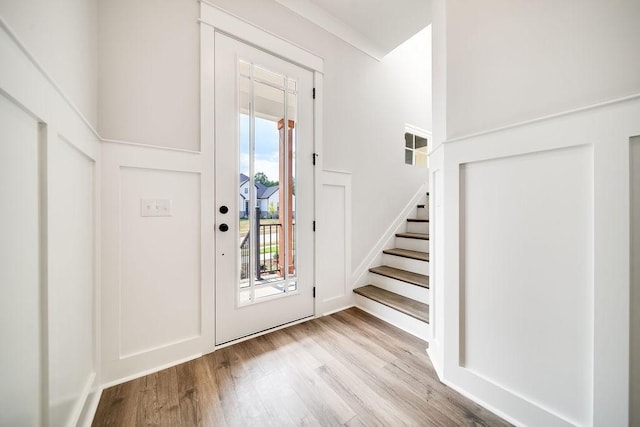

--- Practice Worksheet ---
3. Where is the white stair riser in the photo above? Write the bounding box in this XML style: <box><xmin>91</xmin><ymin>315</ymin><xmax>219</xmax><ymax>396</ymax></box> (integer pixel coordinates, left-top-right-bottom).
<box><xmin>354</xmin><ymin>294</ymin><xmax>430</xmax><ymax>341</ymax></box>
<box><xmin>406</xmin><ymin>221</ymin><xmax>428</xmax><ymax>234</ymax></box>
<box><xmin>395</xmin><ymin>236</ymin><xmax>429</xmax><ymax>252</ymax></box>
<box><xmin>416</xmin><ymin>207</ymin><xmax>429</xmax><ymax>220</ymax></box>
<box><xmin>368</xmin><ymin>273</ymin><xmax>429</xmax><ymax>303</ymax></box>
<box><xmin>382</xmin><ymin>253</ymin><xmax>429</xmax><ymax>275</ymax></box>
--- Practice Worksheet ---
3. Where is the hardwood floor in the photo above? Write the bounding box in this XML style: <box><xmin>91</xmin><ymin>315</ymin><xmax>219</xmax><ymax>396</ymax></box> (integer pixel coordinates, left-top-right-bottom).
<box><xmin>93</xmin><ymin>308</ymin><xmax>510</xmax><ymax>426</ymax></box>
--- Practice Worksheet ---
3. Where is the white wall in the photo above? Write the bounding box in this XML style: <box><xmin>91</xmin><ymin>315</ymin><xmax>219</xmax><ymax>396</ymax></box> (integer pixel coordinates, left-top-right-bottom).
<box><xmin>0</xmin><ymin>1</ymin><xmax>101</xmax><ymax>425</ymax></box>
<box><xmin>97</xmin><ymin>0</ymin><xmax>431</xmax><ymax>382</ymax></box>
<box><xmin>430</xmin><ymin>1</ymin><xmax>640</xmax><ymax>425</ymax></box>
<box><xmin>444</xmin><ymin>0</ymin><xmax>640</xmax><ymax>139</ymax></box>
<box><xmin>0</xmin><ymin>0</ymin><xmax>98</xmax><ymax>127</ymax></box>
<box><xmin>98</xmin><ymin>0</ymin><xmax>199</xmax><ymax>150</ymax></box>
<box><xmin>98</xmin><ymin>0</ymin><xmax>432</xmax><ymax>275</ymax></box>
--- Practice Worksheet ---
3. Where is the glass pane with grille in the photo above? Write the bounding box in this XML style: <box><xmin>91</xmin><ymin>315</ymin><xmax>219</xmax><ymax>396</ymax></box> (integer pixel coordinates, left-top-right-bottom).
<box><xmin>237</xmin><ymin>60</ymin><xmax>299</xmax><ymax>304</ymax></box>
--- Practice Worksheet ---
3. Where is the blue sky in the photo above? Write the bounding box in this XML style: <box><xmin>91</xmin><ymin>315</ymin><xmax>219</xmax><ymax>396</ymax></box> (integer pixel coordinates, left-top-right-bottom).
<box><xmin>239</xmin><ymin>114</ymin><xmax>281</xmax><ymax>183</ymax></box>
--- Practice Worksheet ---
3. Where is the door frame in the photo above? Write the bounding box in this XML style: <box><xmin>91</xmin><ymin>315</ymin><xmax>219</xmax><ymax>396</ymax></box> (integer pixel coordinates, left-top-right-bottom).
<box><xmin>200</xmin><ymin>3</ymin><xmax>324</xmax><ymax>346</ymax></box>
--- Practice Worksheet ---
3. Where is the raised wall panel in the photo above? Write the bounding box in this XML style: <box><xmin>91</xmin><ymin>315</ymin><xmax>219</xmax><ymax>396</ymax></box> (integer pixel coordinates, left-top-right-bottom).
<box><xmin>317</xmin><ymin>171</ymin><xmax>352</xmax><ymax>314</ymax></box>
<box><xmin>460</xmin><ymin>145</ymin><xmax>593</xmax><ymax>425</ymax></box>
<box><xmin>119</xmin><ymin>167</ymin><xmax>201</xmax><ymax>357</ymax></box>
<box><xmin>48</xmin><ymin>136</ymin><xmax>96</xmax><ymax>427</ymax></box>
<box><xmin>0</xmin><ymin>16</ymin><xmax>102</xmax><ymax>426</ymax></box>
<box><xmin>631</xmin><ymin>136</ymin><xmax>640</xmax><ymax>426</ymax></box>
<box><xmin>0</xmin><ymin>94</ymin><xmax>42</xmax><ymax>426</ymax></box>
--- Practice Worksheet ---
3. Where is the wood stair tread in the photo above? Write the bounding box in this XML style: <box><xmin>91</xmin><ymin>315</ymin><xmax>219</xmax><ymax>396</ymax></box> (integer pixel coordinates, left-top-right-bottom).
<box><xmin>369</xmin><ymin>265</ymin><xmax>429</xmax><ymax>288</ymax></box>
<box><xmin>354</xmin><ymin>285</ymin><xmax>429</xmax><ymax>323</ymax></box>
<box><xmin>382</xmin><ymin>248</ymin><xmax>429</xmax><ymax>262</ymax></box>
<box><xmin>396</xmin><ymin>232</ymin><xmax>429</xmax><ymax>240</ymax></box>
<box><xmin>407</xmin><ymin>218</ymin><xmax>429</xmax><ymax>223</ymax></box>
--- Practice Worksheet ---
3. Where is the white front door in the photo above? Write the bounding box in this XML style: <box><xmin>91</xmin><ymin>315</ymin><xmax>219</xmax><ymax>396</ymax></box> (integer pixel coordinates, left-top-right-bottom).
<box><xmin>214</xmin><ymin>32</ymin><xmax>315</xmax><ymax>345</ymax></box>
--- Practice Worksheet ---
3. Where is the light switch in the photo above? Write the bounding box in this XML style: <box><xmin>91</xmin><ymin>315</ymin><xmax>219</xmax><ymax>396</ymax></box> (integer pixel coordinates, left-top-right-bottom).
<box><xmin>141</xmin><ymin>199</ymin><xmax>173</xmax><ymax>217</ymax></box>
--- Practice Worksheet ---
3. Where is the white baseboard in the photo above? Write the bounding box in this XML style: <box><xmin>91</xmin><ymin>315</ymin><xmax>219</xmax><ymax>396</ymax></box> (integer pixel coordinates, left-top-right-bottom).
<box><xmin>320</xmin><ymin>304</ymin><xmax>355</xmax><ymax>317</ymax></box>
<box><xmin>100</xmin><ymin>352</ymin><xmax>205</xmax><ymax>390</ymax></box>
<box><xmin>59</xmin><ymin>372</ymin><xmax>95</xmax><ymax>427</ymax></box>
<box><xmin>426</xmin><ymin>344</ymin><xmax>443</xmax><ymax>381</ymax></box>
<box><xmin>438</xmin><ymin>376</ymin><xmax>523</xmax><ymax>427</ymax></box>
<box><xmin>78</xmin><ymin>386</ymin><xmax>103</xmax><ymax>427</ymax></box>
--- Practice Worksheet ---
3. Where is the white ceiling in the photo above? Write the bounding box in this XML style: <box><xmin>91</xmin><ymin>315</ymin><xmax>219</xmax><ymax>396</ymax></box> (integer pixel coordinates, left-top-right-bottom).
<box><xmin>274</xmin><ymin>0</ymin><xmax>433</xmax><ymax>60</ymax></box>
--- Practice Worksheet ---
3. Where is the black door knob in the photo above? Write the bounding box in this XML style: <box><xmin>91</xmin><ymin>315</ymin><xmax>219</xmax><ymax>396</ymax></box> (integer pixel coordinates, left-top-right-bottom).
<box><xmin>219</xmin><ymin>205</ymin><xmax>229</xmax><ymax>214</ymax></box>
<box><xmin>219</xmin><ymin>223</ymin><xmax>229</xmax><ymax>232</ymax></box>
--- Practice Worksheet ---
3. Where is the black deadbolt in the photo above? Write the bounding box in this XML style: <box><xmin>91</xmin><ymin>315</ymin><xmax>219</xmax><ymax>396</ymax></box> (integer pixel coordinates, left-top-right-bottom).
<box><xmin>219</xmin><ymin>205</ymin><xmax>229</xmax><ymax>214</ymax></box>
<box><xmin>219</xmin><ymin>223</ymin><xmax>229</xmax><ymax>232</ymax></box>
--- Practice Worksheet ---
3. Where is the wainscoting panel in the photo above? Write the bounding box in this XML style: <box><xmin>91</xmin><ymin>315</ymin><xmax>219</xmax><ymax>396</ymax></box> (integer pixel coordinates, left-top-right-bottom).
<box><xmin>460</xmin><ymin>145</ymin><xmax>593</xmax><ymax>425</ymax></box>
<box><xmin>316</xmin><ymin>170</ymin><xmax>352</xmax><ymax>315</ymax></box>
<box><xmin>435</xmin><ymin>96</ymin><xmax>640</xmax><ymax>426</ymax></box>
<box><xmin>119</xmin><ymin>167</ymin><xmax>201</xmax><ymax>358</ymax></box>
<box><xmin>0</xmin><ymin>21</ymin><xmax>103</xmax><ymax>425</ymax></box>
<box><xmin>0</xmin><ymin>92</ymin><xmax>43</xmax><ymax>427</ymax></box>
<box><xmin>101</xmin><ymin>142</ymin><xmax>214</xmax><ymax>384</ymax></box>
<box><xmin>427</xmin><ymin>147</ymin><xmax>444</xmax><ymax>376</ymax></box>
<box><xmin>48</xmin><ymin>135</ymin><xmax>98</xmax><ymax>427</ymax></box>
<box><xmin>631</xmin><ymin>136</ymin><xmax>640</xmax><ymax>426</ymax></box>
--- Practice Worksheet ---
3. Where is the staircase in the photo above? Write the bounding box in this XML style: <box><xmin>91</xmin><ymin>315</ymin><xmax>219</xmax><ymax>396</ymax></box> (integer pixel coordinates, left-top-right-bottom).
<box><xmin>353</xmin><ymin>193</ymin><xmax>430</xmax><ymax>340</ymax></box>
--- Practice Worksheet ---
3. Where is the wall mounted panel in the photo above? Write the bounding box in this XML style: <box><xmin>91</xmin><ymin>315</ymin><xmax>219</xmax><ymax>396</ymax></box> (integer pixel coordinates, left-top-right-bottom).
<box><xmin>101</xmin><ymin>141</ymin><xmax>213</xmax><ymax>385</ymax></box>
<box><xmin>119</xmin><ymin>167</ymin><xmax>201</xmax><ymax>358</ymax></box>
<box><xmin>48</xmin><ymin>135</ymin><xmax>97</xmax><ymax>427</ymax></box>
<box><xmin>0</xmin><ymin>14</ymin><xmax>102</xmax><ymax>426</ymax></box>
<box><xmin>631</xmin><ymin>136</ymin><xmax>640</xmax><ymax>426</ymax></box>
<box><xmin>316</xmin><ymin>170</ymin><xmax>352</xmax><ymax>315</ymax></box>
<box><xmin>430</xmin><ymin>160</ymin><xmax>443</xmax><ymax>355</ymax></box>
<box><xmin>0</xmin><ymin>92</ymin><xmax>43</xmax><ymax>427</ymax></box>
<box><xmin>460</xmin><ymin>146</ymin><xmax>593</xmax><ymax>425</ymax></box>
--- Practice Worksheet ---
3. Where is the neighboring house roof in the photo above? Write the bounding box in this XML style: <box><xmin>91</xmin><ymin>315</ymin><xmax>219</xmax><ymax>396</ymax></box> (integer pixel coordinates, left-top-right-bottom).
<box><xmin>255</xmin><ymin>181</ymin><xmax>268</xmax><ymax>198</ymax></box>
<box><xmin>260</xmin><ymin>186</ymin><xmax>279</xmax><ymax>200</ymax></box>
<box><xmin>240</xmin><ymin>173</ymin><xmax>279</xmax><ymax>200</ymax></box>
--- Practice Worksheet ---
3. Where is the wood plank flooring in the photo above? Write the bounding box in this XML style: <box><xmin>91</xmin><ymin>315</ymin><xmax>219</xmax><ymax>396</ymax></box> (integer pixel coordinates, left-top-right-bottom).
<box><xmin>93</xmin><ymin>308</ymin><xmax>510</xmax><ymax>426</ymax></box>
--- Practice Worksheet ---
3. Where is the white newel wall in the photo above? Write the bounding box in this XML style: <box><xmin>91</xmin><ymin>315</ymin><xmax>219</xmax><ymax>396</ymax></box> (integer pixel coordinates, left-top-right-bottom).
<box><xmin>0</xmin><ymin>0</ymin><xmax>101</xmax><ymax>424</ymax></box>
<box><xmin>430</xmin><ymin>0</ymin><xmax>640</xmax><ymax>425</ymax></box>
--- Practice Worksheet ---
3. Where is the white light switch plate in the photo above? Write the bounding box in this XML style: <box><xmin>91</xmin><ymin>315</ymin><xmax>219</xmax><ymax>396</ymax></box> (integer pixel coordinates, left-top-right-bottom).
<box><xmin>141</xmin><ymin>199</ymin><xmax>173</xmax><ymax>217</ymax></box>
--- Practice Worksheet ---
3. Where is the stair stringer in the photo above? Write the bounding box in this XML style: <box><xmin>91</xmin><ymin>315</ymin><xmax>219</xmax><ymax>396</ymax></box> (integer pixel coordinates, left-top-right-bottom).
<box><xmin>351</xmin><ymin>181</ymin><xmax>429</xmax><ymax>289</ymax></box>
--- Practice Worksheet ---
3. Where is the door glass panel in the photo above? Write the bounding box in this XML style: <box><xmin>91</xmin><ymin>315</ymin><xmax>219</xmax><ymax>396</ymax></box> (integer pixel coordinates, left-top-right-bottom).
<box><xmin>238</xmin><ymin>60</ymin><xmax>299</xmax><ymax>304</ymax></box>
<box><xmin>239</xmin><ymin>60</ymin><xmax>251</xmax><ymax>77</ymax></box>
<box><xmin>255</xmin><ymin>65</ymin><xmax>285</xmax><ymax>88</ymax></box>
<box><xmin>287</xmin><ymin>90</ymin><xmax>298</xmax><ymax>290</ymax></box>
<box><xmin>239</xmin><ymin>76</ymin><xmax>251</xmax><ymax>296</ymax></box>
